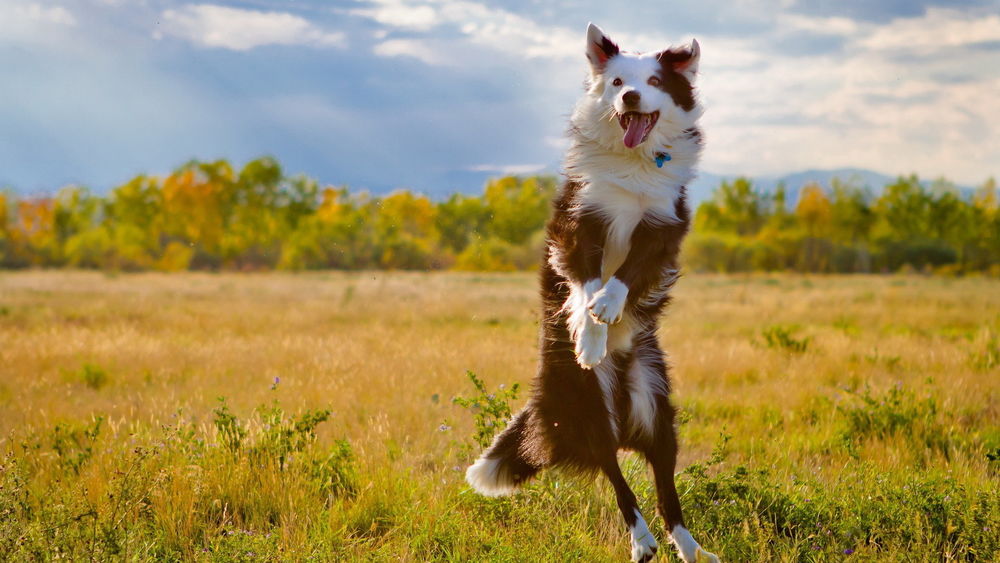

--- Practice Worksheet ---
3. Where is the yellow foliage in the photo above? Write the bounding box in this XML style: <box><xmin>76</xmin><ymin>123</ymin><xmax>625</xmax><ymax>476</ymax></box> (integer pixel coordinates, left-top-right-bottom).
<box><xmin>454</xmin><ymin>237</ymin><xmax>518</xmax><ymax>271</ymax></box>
<box><xmin>0</xmin><ymin>191</ymin><xmax>8</xmax><ymax>233</ymax></box>
<box><xmin>379</xmin><ymin>190</ymin><xmax>437</xmax><ymax>239</ymax></box>
<box><xmin>155</xmin><ymin>241</ymin><xmax>195</xmax><ymax>272</ymax></box>
<box><xmin>161</xmin><ymin>162</ymin><xmax>235</xmax><ymax>252</ymax></box>
<box><xmin>12</xmin><ymin>198</ymin><xmax>57</xmax><ymax>264</ymax></box>
<box><xmin>317</xmin><ymin>188</ymin><xmax>348</xmax><ymax>223</ymax></box>
<box><xmin>795</xmin><ymin>183</ymin><xmax>832</xmax><ymax>236</ymax></box>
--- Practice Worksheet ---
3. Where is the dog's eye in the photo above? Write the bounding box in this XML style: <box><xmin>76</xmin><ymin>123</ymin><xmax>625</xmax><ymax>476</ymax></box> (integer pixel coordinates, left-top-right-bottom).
<box><xmin>612</xmin><ymin>77</ymin><xmax>623</xmax><ymax>87</ymax></box>
<box><xmin>647</xmin><ymin>76</ymin><xmax>661</xmax><ymax>87</ymax></box>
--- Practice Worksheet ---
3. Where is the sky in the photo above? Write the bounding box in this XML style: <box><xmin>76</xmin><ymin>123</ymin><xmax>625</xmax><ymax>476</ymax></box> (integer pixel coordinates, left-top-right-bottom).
<box><xmin>1</xmin><ymin>0</ymin><xmax>998</xmax><ymax>196</ymax></box>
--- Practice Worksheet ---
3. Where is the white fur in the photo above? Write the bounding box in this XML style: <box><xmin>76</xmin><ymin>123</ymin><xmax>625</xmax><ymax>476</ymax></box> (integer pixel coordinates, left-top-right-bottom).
<box><xmin>607</xmin><ymin>312</ymin><xmax>637</xmax><ymax>353</ymax></box>
<box><xmin>630</xmin><ymin>509</ymin><xmax>658</xmax><ymax>562</ymax></box>
<box><xmin>566</xmin><ymin>25</ymin><xmax>702</xmax><ymax>396</ymax></box>
<box><xmin>670</xmin><ymin>525</ymin><xmax>719</xmax><ymax>563</ymax></box>
<box><xmin>564</xmin><ymin>278</ymin><xmax>607</xmax><ymax>369</ymax></box>
<box><xmin>600</xmin><ymin>219</ymin><xmax>632</xmax><ymax>282</ymax></box>
<box><xmin>589</xmin><ymin>276</ymin><xmax>628</xmax><ymax>324</ymax></box>
<box><xmin>593</xmin><ymin>356</ymin><xmax>619</xmax><ymax>440</ymax></box>
<box><xmin>546</xmin><ymin>242</ymin><xmax>570</xmax><ymax>280</ymax></box>
<box><xmin>576</xmin><ymin>321</ymin><xmax>608</xmax><ymax>369</ymax></box>
<box><xmin>626</xmin><ymin>349</ymin><xmax>668</xmax><ymax>439</ymax></box>
<box><xmin>567</xmin><ymin>33</ymin><xmax>702</xmax><ymax>253</ymax></box>
<box><xmin>638</xmin><ymin>266</ymin><xmax>680</xmax><ymax>308</ymax></box>
<box><xmin>465</xmin><ymin>456</ymin><xmax>517</xmax><ymax>497</ymax></box>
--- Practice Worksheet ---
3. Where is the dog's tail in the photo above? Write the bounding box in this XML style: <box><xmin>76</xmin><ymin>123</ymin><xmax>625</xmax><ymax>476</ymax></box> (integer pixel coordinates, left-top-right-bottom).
<box><xmin>465</xmin><ymin>409</ymin><xmax>542</xmax><ymax>496</ymax></box>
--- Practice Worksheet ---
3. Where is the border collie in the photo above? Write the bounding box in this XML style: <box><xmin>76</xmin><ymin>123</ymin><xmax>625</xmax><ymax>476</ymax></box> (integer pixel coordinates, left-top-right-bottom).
<box><xmin>466</xmin><ymin>23</ymin><xmax>718</xmax><ymax>563</ymax></box>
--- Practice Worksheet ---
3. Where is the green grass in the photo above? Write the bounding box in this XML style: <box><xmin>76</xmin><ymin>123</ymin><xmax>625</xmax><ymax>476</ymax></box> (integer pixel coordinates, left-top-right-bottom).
<box><xmin>1</xmin><ymin>271</ymin><xmax>998</xmax><ymax>561</ymax></box>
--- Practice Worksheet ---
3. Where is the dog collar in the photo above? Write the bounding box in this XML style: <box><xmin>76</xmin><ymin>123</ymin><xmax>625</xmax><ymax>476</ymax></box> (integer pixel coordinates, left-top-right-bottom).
<box><xmin>655</xmin><ymin>151</ymin><xmax>672</xmax><ymax>168</ymax></box>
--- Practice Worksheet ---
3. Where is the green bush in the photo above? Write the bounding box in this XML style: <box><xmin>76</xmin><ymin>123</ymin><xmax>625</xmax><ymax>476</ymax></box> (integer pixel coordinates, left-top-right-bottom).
<box><xmin>452</xmin><ymin>371</ymin><xmax>520</xmax><ymax>452</ymax></box>
<box><xmin>761</xmin><ymin>325</ymin><xmax>810</xmax><ymax>353</ymax></box>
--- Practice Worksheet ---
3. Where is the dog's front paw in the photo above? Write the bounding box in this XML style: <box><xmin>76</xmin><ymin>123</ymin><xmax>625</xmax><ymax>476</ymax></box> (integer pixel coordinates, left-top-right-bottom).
<box><xmin>575</xmin><ymin>321</ymin><xmax>607</xmax><ymax>369</ymax></box>
<box><xmin>588</xmin><ymin>277</ymin><xmax>628</xmax><ymax>324</ymax></box>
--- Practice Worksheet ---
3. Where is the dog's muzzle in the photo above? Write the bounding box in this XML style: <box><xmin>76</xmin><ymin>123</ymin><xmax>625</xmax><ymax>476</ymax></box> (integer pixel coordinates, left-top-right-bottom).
<box><xmin>618</xmin><ymin>111</ymin><xmax>660</xmax><ymax>148</ymax></box>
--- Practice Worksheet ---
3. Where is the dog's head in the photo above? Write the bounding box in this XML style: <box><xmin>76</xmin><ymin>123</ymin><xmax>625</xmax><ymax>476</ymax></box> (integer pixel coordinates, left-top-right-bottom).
<box><xmin>579</xmin><ymin>23</ymin><xmax>700</xmax><ymax>150</ymax></box>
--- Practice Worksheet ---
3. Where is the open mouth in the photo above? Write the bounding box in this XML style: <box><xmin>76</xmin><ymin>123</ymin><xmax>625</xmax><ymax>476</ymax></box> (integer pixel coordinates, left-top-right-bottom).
<box><xmin>618</xmin><ymin>111</ymin><xmax>659</xmax><ymax>149</ymax></box>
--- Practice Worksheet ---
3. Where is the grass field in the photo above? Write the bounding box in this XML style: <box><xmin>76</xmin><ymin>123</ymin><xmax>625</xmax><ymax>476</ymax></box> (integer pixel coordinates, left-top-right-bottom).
<box><xmin>1</xmin><ymin>271</ymin><xmax>998</xmax><ymax>561</ymax></box>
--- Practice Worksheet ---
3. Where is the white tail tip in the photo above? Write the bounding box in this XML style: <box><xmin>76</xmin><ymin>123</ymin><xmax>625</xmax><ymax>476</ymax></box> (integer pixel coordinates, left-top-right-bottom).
<box><xmin>465</xmin><ymin>456</ymin><xmax>518</xmax><ymax>497</ymax></box>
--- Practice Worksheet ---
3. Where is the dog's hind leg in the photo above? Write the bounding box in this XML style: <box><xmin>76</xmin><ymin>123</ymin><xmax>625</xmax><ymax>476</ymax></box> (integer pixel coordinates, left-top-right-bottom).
<box><xmin>644</xmin><ymin>410</ymin><xmax>720</xmax><ymax>563</ymax></box>
<box><xmin>600</xmin><ymin>458</ymin><xmax>658</xmax><ymax>563</ymax></box>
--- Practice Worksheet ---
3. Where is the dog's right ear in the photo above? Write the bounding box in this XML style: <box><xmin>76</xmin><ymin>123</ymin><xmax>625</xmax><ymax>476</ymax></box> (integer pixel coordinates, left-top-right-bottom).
<box><xmin>586</xmin><ymin>23</ymin><xmax>619</xmax><ymax>73</ymax></box>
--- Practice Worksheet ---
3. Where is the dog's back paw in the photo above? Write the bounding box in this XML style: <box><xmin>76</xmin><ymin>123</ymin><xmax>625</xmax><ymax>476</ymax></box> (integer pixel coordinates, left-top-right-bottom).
<box><xmin>631</xmin><ymin>534</ymin><xmax>657</xmax><ymax>562</ymax></box>
<box><xmin>695</xmin><ymin>547</ymin><xmax>719</xmax><ymax>563</ymax></box>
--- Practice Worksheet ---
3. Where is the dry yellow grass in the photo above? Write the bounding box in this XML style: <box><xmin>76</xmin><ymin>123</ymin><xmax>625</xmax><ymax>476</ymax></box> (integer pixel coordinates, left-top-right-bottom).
<box><xmin>1</xmin><ymin>271</ymin><xmax>997</xmax><ymax>560</ymax></box>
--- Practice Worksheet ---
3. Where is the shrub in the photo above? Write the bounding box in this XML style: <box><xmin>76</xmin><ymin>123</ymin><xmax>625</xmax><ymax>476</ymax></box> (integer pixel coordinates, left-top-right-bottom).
<box><xmin>254</xmin><ymin>402</ymin><xmax>331</xmax><ymax>470</ymax></box>
<box><xmin>213</xmin><ymin>398</ymin><xmax>248</xmax><ymax>457</ymax></box>
<box><xmin>452</xmin><ymin>371</ymin><xmax>520</xmax><ymax>452</ymax></box>
<box><xmin>836</xmin><ymin>384</ymin><xmax>951</xmax><ymax>457</ymax></box>
<box><xmin>50</xmin><ymin>416</ymin><xmax>104</xmax><ymax>475</ymax></box>
<box><xmin>79</xmin><ymin>363</ymin><xmax>110</xmax><ymax>390</ymax></box>
<box><xmin>761</xmin><ymin>325</ymin><xmax>810</xmax><ymax>353</ymax></box>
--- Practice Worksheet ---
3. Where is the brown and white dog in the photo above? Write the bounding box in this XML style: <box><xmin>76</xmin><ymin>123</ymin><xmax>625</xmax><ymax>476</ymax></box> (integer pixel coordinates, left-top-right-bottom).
<box><xmin>466</xmin><ymin>23</ymin><xmax>718</xmax><ymax>563</ymax></box>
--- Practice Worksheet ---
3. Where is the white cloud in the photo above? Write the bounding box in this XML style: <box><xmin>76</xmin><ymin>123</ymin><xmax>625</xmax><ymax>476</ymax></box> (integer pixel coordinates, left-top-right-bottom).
<box><xmin>373</xmin><ymin>38</ymin><xmax>450</xmax><ymax>66</ymax></box>
<box><xmin>356</xmin><ymin>0</ymin><xmax>578</xmax><ymax>63</ymax></box>
<box><xmin>159</xmin><ymin>4</ymin><xmax>346</xmax><ymax>51</ymax></box>
<box><xmin>0</xmin><ymin>0</ymin><xmax>76</xmax><ymax>42</ymax></box>
<box><xmin>861</xmin><ymin>8</ymin><xmax>1000</xmax><ymax>52</ymax></box>
<box><xmin>351</xmin><ymin>0</ymin><xmax>438</xmax><ymax>31</ymax></box>
<box><xmin>697</xmin><ymin>8</ymin><xmax>1000</xmax><ymax>184</ymax></box>
<box><xmin>778</xmin><ymin>13</ymin><xmax>862</xmax><ymax>36</ymax></box>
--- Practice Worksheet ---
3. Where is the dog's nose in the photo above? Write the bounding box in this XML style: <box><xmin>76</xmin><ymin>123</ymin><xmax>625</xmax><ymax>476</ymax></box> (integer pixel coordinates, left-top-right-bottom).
<box><xmin>622</xmin><ymin>90</ymin><xmax>640</xmax><ymax>107</ymax></box>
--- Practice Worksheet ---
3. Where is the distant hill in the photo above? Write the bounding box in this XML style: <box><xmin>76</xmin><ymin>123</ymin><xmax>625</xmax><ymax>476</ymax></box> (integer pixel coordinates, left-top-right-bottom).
<box><xmin>439</xmin><ymin>166</ymin><xmax>925</xmax><ymax>206</ymax></box>
<box><xmin>686</xmin><ymin>168</ymin><xmax>898</xmax><ymax>207</ymax></box>
<box><xmin>5</xmin><ymin>165</ymin><xmax>977</xmax><ymax>206</ymax></box>
<box><xmin>684</xmin><ymin>168</ymin><xmax>976</xmax><ymax>207</ymax></box>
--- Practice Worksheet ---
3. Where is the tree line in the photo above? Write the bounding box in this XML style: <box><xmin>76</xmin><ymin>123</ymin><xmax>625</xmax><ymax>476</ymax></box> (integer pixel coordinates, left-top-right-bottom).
<box><xmin>688</xmin><ymin>176</ymin><xmax>998</xmax><ymax>274</ymax></box>
<box><xmin>1</xmin><ymin>157</ymin><xmax>997</xmax><ymax>273</ymax></box>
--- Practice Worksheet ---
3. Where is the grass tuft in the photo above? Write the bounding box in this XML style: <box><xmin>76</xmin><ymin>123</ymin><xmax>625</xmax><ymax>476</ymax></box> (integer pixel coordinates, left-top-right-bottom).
<box><xmin>761</xmin><ymin>325</ymin><xmax>811</xmax><ymax>353</ymax></box>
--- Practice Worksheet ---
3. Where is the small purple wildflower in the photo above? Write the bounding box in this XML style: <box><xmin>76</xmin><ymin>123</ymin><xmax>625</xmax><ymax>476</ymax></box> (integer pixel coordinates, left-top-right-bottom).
<box><xmin>811</xmin><ymin>545</ymin><xmax>820</xmax><ymax>551</ymax></box>
<box><xmin>438</xmin><ymin>424</ymin><xmax>451</xmax><ymax>432</ymax></box>
<box><xmin>844</xmin><ymin>548</ymin><xmax>855</xmax><ymax>555</ymax></box>
<box><xmin>270</xmin><ymin>376</ymin><xmax>280</xmax><ymax>390</ymax></box>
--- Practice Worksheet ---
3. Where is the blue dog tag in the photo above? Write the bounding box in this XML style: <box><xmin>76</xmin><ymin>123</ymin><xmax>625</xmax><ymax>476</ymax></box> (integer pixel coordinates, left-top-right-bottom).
<box><xmin>655</xmin><ymin>152</ymin><xmax>671</xmax><ymax>168</ymax></box>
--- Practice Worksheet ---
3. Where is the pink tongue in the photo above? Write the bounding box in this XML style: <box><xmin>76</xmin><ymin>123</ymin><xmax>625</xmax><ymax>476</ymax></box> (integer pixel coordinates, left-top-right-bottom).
<box><xmin>623</xmin><ymin>114</ymin><xmax>648</xmax><ymax>148</ymax></box>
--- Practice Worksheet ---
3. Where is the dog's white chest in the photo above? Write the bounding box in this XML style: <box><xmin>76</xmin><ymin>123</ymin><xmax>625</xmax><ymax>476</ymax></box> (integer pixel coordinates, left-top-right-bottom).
<box><xmin>601</xmin><ymin>214</ymin><xmax>636</xmax><ymax>281</ymax></box>
<box><xmin>580</xmin><ymin>185</ymin><xmax>678</xmax><ymax>281</ymax></box>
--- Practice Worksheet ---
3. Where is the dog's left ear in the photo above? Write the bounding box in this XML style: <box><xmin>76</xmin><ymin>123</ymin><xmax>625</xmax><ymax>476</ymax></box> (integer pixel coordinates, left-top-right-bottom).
<box><xmin>659</xmin><ymin>39</ymin><xmax>700</xmax><ymax>81</ymax></box>
<box><xmin>586</xmin><ymin>23</ymin><xmax>619</xmax><ymax>74</ymax></box>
